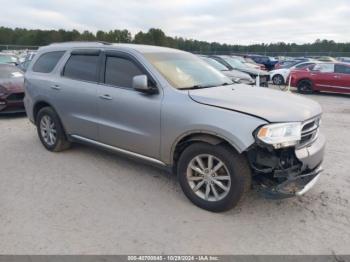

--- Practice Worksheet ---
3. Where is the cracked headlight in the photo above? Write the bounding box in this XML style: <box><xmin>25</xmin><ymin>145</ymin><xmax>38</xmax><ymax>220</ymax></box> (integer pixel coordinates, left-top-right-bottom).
<box><xmin>257</xmin><ymin>122</ymin><xmax>302</xmax><ymax>148</ymax></box>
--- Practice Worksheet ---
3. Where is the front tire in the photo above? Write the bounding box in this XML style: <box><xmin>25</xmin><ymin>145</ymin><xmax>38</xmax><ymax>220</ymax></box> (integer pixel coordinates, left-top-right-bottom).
<box><xmin>36</xmin><ymin>107</ymin><xmax>71</xmax><ymax>152</ymax></box>
<box><xmin>177</xmin><ymin>143</ymin><xmax>251</xmax><ymax>212</ymax></box>
<box><xmin>297</xmin><ymin>80</ymin><xmax>313</xmax><ymax>94</ymax></box>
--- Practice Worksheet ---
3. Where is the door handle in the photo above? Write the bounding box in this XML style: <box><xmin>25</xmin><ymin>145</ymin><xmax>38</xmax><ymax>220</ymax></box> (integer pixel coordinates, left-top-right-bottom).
<box><xmin>333</xmin><ymin>75</ymin><xmax>340</xmax><ymax>78</ymax></box>
<box><xmin>51</xmin><ymin>84</ymin><xmax>61</xmax><ymax>90</ymax></box>
<box><xmin>99</xmin><ymin>94</ymin><xmax>112</xmax><ymax>100</ymax></box>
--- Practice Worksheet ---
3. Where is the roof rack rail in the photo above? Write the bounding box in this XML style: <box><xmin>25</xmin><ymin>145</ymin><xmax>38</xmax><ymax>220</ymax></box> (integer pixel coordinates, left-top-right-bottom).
<box><xmin>48</xmin><ymin>41</ymin><xmax>112</xmax><ymax>46</ymax></box>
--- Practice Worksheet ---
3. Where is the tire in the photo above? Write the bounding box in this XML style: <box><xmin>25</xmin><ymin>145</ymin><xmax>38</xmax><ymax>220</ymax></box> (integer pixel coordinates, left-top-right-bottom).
<box><xmin>297</xmin><ymin>80</ymin><xmax>313</xmax><ymax>94</ymax></box>
<box><xmin>177</xmin><ymin>142</ymin><xmax>251</xmax><ymax>212</ymax></box>
<box><xmin>272</xmin><ymin>74</ymin><xmax>285</xmax><ymax>86</ymax></box>
<box><xmin>36</xmin><ymin>107</ymin><xmax>71</xmax><ymax>152</ymax></box>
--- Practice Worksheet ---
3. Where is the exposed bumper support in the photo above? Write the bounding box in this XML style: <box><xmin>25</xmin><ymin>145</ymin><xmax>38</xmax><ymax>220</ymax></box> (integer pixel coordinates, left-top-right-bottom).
<box><xmin>250</xmin><ymin>133</ymin><xmax>326</xmax><ymax>199</ymax></box>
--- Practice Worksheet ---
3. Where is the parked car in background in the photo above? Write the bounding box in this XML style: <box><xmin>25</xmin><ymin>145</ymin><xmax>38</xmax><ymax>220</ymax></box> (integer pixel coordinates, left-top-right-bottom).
<box><xmin>0</xmin><ymin>53</ymin><xmax>19</xmax><ymax>65</ymax></box>
<box><xmin>18</xmin><ymin>51</ymin><xmax>37</xmax><ymax>72</ymax></box>
<box><xmin>0</xmin><ymin>64</ymin><xmax>25</xmax><ymax>113</ymax></box>
<box><xmin>337</xmin><ymin>57</ymin><xmax>350</xmax><ymax>63</ymax></box>
<box><xmin>314</xmin><ymin>56</ymin><xmax>337</xmax><ymax>62</ymax></box>
<box><xmin>274</xmin><ymin>58</ymin><xmax>313</xmax><ymax>70</ymax></box>
<box><xmin>199</xmin><ymin>56</ymin><xmax>255</xmax><ymax>85</ymax></box>
<box><xmin>210</xmin><ymin>55</ymin><xmax>269</xmax><ymax>87</ymax></box>
<box><xmin>25</xmin><ymin>42</ymin><xmax>325</xmax><ymax>212</ymax></box>
<box><xmin>244</xmin><ymin>55</ymin><xmax>278</xmax><ymax>71</ymax></box>
<box><xmin>270</xmin><ymin>61</ymin><xmax>319</xmax><ymax>85</ymax></box>
<box><xmin>244</xmin><ymin>57</ymin><xmax>266</xmax><ymax>70</ymax></box>
<box><xmin>290</xmin><ymin>62</ymin><xmax>350</xmax><ymax>94</ymax></box>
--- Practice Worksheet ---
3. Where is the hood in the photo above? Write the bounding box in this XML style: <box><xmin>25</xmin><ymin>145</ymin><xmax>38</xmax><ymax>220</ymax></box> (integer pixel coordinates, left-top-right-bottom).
<box><xmin>189</xmin><ymin>85</ymin><xmax>322</xmax><ymax>122</ymax></box>
<box><xmin>236</xmin><ymin>66</ymin><xmax>269</xmax><ymax>76</ymax></box>
<box><xmin>222</xmin><ymin>69</ymin><xmax>252</xmax><ymax>80</ymax></box>
<box><xmin>0</xmin><ymin>77</ymin><xmax>24</xmax><ymax>93</ymax></box>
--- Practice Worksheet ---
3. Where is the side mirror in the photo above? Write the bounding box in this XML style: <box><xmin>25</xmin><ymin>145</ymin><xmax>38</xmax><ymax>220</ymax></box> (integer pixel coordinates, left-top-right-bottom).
<box><xmin>132</xmin><ymin>75</ymin><xmax>157</xmax><ymax>94</ymax></box>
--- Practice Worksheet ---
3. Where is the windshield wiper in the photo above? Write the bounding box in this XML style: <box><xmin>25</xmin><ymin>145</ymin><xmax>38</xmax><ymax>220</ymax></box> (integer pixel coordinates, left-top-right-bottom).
<box><xmin>181</xmin><ymin>84</ymin><xmax>216</xmax><ymax>90</ymax></box>
<box><xmin>181</xmin><ymin>82</ymin><xmax>232</xmax><ymax>90</ymax></box>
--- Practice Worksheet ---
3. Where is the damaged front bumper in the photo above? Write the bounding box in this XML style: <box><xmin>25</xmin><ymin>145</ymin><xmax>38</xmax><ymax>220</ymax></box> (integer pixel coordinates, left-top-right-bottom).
<box><xmin>247</xmin><ymin>133</ymin><xmax>326</xmax><ymax>199</ymax></box>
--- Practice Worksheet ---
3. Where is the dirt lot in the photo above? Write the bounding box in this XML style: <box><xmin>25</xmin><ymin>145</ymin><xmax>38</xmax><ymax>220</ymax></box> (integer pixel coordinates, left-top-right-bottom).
<box><xmin>0</xmin><ymin>89</ymin><xmax>349</xmax><ymax>255</ymax></box>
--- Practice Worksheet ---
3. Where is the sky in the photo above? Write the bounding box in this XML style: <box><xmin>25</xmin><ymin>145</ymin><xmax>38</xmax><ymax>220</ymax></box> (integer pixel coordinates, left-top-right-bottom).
<box><xmin>0</xmin><ymin>0</ymin><xmax>349</xmax><ymax>45</ymax></box>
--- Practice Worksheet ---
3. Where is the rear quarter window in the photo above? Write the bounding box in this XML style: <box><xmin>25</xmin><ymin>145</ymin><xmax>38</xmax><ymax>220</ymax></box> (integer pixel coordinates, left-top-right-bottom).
<box><xmin>32</xmin><ymin>51</ymin><xmax>65</xmax><ymax>73</ymax></box>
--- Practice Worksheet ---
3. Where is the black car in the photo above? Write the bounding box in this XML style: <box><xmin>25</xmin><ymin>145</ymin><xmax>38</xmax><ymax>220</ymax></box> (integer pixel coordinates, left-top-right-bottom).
<box><xmin>210</xmin><ymin>55</ymin><xmax>269</xmax><ymax>87</ymax></box>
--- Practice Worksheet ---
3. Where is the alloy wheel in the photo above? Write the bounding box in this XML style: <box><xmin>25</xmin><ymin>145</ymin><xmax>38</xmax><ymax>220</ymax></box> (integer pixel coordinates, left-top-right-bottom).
<box><xmin>40</xmin><ymin>115</ymin><xmax>57</xmax><ymax>146</ymax></box>
<box><xmin>186</xmin><ymin>154</ymin><xmax>231</xmax><ymax>202</ymax></box>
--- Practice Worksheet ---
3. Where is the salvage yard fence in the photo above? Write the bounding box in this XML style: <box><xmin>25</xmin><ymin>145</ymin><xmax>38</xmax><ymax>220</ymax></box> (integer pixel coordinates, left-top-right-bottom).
<box><xmin>1</xmin><ymin>44</ymin><xmax>350</xmax><ymax>58</ymax></box>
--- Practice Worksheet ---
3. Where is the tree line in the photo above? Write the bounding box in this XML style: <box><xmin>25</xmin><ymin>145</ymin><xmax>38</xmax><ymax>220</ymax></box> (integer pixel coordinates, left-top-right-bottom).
<box><xmin>1</xmin><ymin>26</ymin><xmax>349</xmax><ymax>56</ymax></box>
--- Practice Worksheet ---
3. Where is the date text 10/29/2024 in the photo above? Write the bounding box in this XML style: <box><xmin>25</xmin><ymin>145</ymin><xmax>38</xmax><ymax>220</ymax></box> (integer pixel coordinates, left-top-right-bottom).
<box><xmin>128</xmin><ymin>256</ymin><xmax>219</xmax><ymax>261</ymax></box>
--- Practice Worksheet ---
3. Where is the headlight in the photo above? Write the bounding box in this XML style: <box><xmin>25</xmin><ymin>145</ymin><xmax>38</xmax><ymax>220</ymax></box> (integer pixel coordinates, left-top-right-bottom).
<box><xmin>256</xmin><ymin>122</ymin><xmax>302</xmax><ymax>148</ymax></box>
<box><xmin>232</xmin><ymin>77</ymin><xmax>241</xmax><ymax>83</ymax></box>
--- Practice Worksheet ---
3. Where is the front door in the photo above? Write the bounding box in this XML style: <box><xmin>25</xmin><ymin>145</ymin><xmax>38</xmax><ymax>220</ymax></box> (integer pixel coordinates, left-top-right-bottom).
<box><xmin>333</xmin><ymin>64</ymin><xmax>350</xmax><ymax>94</ymax></box>
<box><xmin>96</xmin><ymin>52</ymin><xmax>162</xmax><ymax>159</ymax></box>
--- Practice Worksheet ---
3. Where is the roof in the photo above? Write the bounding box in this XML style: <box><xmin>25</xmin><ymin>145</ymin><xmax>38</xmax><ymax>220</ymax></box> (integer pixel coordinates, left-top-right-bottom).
<box><xmin>39</xmin><ymin>41</ymin><xmax>185</xmax><ymax>54</ymax></box>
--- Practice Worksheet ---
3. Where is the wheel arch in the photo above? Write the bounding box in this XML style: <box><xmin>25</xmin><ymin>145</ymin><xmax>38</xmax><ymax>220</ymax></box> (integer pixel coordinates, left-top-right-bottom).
<box><xmin>170</xmin><ymin>131</ymin><xmax>242</xmax><ymax>170</ymax></box>
<box><xmin>33</xmin><ymin>101</ymin><xmax>55</xmax><ymax>122</ymax></box>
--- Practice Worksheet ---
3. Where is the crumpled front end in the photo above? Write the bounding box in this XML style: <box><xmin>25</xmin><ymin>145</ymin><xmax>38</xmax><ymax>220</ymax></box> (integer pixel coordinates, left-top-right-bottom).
<box><xmin>247</xmin><ymin>116</ymin><xmax>326</xmax><ymax>199</ymax></box>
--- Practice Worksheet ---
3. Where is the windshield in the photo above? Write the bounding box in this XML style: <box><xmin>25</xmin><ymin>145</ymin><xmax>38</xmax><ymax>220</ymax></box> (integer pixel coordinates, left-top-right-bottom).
<box><xmin>221</xmin><ymin>56</ymin><xmax>247</xmax><ymax>69</ymax></box>
<box><xmin>0</xmin><ymin>65</ymin><xmax>23</xmax><ymax>78</ymax></box>
<box><xmin>144</xmin><ymin>52</ymin><xmax>232</xmax><ymax>89</ymax></box>
<box><xmin>0</xmin><ymin>54</ymin><xmax>18</xmax><ymax>64</ymax></box>
<box><xmin>200</xmin><ymin>57</ymin><xmax>229</xmax><ymax>71</ymax></box>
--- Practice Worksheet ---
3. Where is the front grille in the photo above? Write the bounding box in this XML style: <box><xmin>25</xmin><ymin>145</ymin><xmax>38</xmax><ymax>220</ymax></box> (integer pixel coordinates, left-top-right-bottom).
<box><xmin>7</xmin><ymin>93</ymin><xmax>24</xmax><ymax>101</ymax></box>
<box><xmin>298</xmin><ymin>116</ymin><xmax>321</xmax><ymax>147</ymax></box>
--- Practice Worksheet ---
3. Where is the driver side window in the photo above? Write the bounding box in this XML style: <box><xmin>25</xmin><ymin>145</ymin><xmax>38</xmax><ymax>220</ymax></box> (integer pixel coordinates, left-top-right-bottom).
<box><xmin>312</xmin><ymin>63</ymin><xmax>334</xmax><ymax>73</ymax></box>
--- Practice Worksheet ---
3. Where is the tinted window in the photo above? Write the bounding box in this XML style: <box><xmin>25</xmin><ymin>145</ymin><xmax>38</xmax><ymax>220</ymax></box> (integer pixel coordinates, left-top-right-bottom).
<box><xmin>104</xmin><ymin>56</ymin><xmax>143</xmax><ymax>88</ymax></box>
<box><xmin>335</xmin><ymin>64</ymin><xmax>350</xmax><ymax>75</ymax></box>
<box><xmin>32</xmin><ymin>51</ymin><xmax>65</xmax><ymax>73</ymax></box>
<box><xmin>63</xmin><ymin>54</ymin><xmax>99</xmax><ymax>82</ymax></box>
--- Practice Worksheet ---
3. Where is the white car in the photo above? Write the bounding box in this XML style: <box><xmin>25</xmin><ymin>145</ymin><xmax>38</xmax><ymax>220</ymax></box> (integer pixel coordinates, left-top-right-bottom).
<box><xmin>270</xmin><ymin>61</ymin><xmax>318</xmax><ymax>85</ymax></box>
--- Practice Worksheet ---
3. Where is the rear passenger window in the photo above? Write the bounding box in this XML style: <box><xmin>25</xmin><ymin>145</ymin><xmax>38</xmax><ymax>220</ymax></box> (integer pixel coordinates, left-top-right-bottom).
<box><xmin>104</xmin><ymin>56</ymin><xmax>143</xmax><ymax>88</ymax></box>
<box><xmin>32</xmin><ymin>51</ymin><xmax>65</xmax><ymax>73</ymax></box>
<box><xmin>335</xmin><ymin>64</ymin><xmax>350</xmax><ymax>75</ymax></box>
<box><xmin>63</xmin><ymin>54</ymin><xmax>99</xmax><ymax>82</ymax></box>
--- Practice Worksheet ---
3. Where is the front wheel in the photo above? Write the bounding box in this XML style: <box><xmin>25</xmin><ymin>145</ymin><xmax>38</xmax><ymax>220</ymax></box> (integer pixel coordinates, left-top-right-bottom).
<box><xmin>177</xmin><ymin>143</ymin><xmax>251</xmax><ymax>212</ymax></box>
<box><xmin>297</xmin><ymin>80</ymin><xmax>313</xmax><ymax>94</ymax></box>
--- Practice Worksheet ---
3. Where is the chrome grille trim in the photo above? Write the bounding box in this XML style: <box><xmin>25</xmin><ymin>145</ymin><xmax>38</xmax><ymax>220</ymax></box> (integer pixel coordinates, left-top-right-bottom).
<box><xmin>298</xmin><ymin>116</ymin><xmax>321</xmax><ymax>148</ymax></box>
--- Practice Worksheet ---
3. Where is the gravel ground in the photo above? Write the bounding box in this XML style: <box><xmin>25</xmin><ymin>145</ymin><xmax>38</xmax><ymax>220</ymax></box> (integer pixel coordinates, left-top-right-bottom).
<box><xmin>0</xmin><ymin>89</ymin><xmax>349</xmax><ymax>255</ymax></box>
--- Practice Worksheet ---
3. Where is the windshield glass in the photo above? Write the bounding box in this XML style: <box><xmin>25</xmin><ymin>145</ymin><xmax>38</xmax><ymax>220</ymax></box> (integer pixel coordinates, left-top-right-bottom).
<box><xmin>144</xmin><ymin>52</ymin><xmax>232</xmax><ymax>89</ymax></box>
<box><xmin>200</xmin><ymin>57</ymin><xmax>229</xmax><ymax>71</ymax></box>
<box><xmin>221</xmin><ymin>56</ymin><xmax>247</xmax><ymax>69</ymax></box>
<box><xmin>0</xmin><ymin>54</ymin><xmax>17</xmax><ymax>64</ymax></box>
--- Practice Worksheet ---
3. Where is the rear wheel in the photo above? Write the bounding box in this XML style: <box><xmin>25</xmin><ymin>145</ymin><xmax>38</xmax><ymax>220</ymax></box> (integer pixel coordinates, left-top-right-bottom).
<box><xmin>36</xmin><ymin>107</ymin><xmax>71</xmax><ymax>152</ymax></box>
<box><xmin>297</xmin><ymin>80</ymin><xmax>313</xmax><ymax>94</ymax></box>
<box><xmin>177</xmin><ymin>142</ymin><xmax>251</xmax><ymax>212</ymax></box>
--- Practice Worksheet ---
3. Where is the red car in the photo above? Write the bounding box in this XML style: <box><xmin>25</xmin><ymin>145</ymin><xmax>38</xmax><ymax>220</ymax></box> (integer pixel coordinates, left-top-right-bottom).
<box><xmin>0</xmin><ymin>64</ymin><xmax>25</xmax><ymax>113</ymax></box>
<box><xmin>289</xmin><ymin>62</ymin><xmax>350</xmax><ymax>94</ymax></box>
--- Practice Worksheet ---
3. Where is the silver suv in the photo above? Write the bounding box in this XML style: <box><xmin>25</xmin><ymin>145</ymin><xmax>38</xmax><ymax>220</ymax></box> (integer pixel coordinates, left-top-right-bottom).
<box><xmin>24</xmin><ymin>42</ymin><xmax>325</xmax><ymax>212</ymax></box>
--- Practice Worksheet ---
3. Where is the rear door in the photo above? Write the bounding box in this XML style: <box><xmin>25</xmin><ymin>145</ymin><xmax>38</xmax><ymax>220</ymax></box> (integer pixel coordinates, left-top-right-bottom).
<box><xmin>333</xmin><ymin>64</ymin><xmax>350</xmax><ymax>94</ymax></box>
<box><xmin>55</xmin><ymin>49</ymin><xmax>101</xmax><ymax>140</ymax></box>
<box><xmin>310</xmin><ymin>63</ymin><xmax>335</xmax><ymax>92</ymax></box>
<box><xmin>96</xmin><ymin>51</ymin><xmax>162</xmax><ymax>159</ymax></box>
